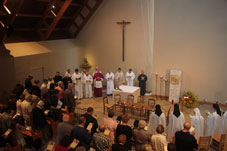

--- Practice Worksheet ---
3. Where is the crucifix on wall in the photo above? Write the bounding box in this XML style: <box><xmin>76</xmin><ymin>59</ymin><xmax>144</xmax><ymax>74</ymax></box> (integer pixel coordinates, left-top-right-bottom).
<box><xmin>117</xmin><ymin>20</ymin><xmax>131</xmax><ymax>62</ymax></box>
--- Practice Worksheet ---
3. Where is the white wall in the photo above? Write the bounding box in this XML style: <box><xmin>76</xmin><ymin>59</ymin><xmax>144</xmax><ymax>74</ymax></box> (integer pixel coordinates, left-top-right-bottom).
<box><xmin>6</xmin><ymin>39</ymin><xmax>84</xmax><ymax>84</ymax></box>
<box><xmin>153</xmin><ymin>0</ymin><xmax>227</xmax><ymax>102</ymax></box>
<box><xmin>77</xmin><ymin>0</ymin><xmax>154</xmax><ymax>89</ymax></box>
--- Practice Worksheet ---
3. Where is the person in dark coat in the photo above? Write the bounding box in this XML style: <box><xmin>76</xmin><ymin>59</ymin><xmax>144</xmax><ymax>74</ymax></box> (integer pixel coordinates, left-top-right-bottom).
<box><xmin>32</xmin><ymin>80</ymin><xmax>41</xmax><ymax>98</ymax></box>
<box><xmin>70</xmin><ymin>116</ymin><xmax>91</xmax><ymax>151</ymax></box>
<box><xmin>137</xmin><ymin>70</ymin><xmax>147</xmax><ymax>96</ymax></box>
<box><xmin>54</xmin><ymin>72</ymin><xmax>62</xmax><ymax>84</ymax></box>
<box><xmin>81</xmin><ymin>107</ymin><xmax>98</xmax><ymax>137</ymax></box>
<box><xmin>175</xmin><ymin>122</ymin><xmax>198</xmax><ymax>151</ymax></box>
<box><xmin>62</xmin><ymin>74</ymin><xmax>72</xmax><ymax>90</ymax></box>
<box><xmin>25</xmin><ymin>74</ymin><xmax>33</xmax><ymax>93</ymax></box>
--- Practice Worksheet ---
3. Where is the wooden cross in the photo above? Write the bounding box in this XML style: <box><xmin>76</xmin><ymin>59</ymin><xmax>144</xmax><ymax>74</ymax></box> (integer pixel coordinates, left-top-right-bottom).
<box><xmin>117</xmin><ymin>20</ymin><xmax>131</xmax><ymax>62</ymax></box>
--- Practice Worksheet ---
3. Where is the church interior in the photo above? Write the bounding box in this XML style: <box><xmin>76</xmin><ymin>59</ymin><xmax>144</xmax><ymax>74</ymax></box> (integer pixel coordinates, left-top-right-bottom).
<box><xmin>0</xmin><ymin>0</ymin><xmax>227</xmax><ymax>150</ymax></box>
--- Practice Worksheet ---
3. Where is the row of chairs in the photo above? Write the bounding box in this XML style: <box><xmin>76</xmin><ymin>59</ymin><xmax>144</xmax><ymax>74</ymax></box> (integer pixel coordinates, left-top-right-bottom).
<box><xmin>103</xmin><ymin>94</ymin><xmax>156</xmax><ymax>115</ymax></box>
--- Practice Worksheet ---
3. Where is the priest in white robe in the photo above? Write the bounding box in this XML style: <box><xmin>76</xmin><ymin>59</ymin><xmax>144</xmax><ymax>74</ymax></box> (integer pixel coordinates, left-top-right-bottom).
<box><xmin>148</xmin><ymin>104</ymin><xmax>166</xmax><ymax>134</ymax></box>
<box><xmin>206</xmin><ymin>103</ymin><xmax>222</xmax><ymax>136</ymax></box>
<box><xmin>190</xmin><ymin>108</ymin><xmax>204</xmax><ymax>138</ymax></box>
<box><xmin>221</xmin><ymin>110</ymin><xmax>227</xmax><ymax>134</ymax></box>
<box><xmin>115</xmin><ymin>67</ymin><xmax>125</xmax><ymax>88</ymax></box>
<box><xmin>84</xmin><ymin>72</ymin><xmax>93</xmax><ymax>98</ymax></box>
<box><xmin>126</xmin><ymin>69</ymin><xmax>135</xmax><ymax>86</ymax></box>
<box><xmin>71</xmin><ymin>69</ymin><xmax>83</xmax><ymax>99</ymax></box>
<box><xmin>168</xmin><ymin>104</ymin><xmax>185</xmax><ymax>141</ymax></box>
<box><xmin>105</xmin><ymin>71</ymin><xmax>115</xmax><ymax>95</ymax></box>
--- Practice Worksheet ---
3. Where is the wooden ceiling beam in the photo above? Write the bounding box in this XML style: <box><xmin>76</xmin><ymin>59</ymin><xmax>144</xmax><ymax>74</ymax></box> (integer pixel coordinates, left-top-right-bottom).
<box><xmin>36</xmin><ymin>0</ymin><xmax>72</xmax><ymax>40</ymax></box>
<box><xmin>38</xmin><ymin>0</ymin><xmax>81</xmax><ymax>7</ymax></box>
<box><xmin>14</xmin><ymin>27</ymin><xmax>65</xmax><ymax>32</ymax></box>
<box><xmin>0</xmin><ymin>0</ymin><xmax>24</xmax><ymax>42</ymax></box>
<box><xmin>66</xmin><ymin>0</ymin><xmax>88</xmax><ymax>29</ymax></box>
<box><xmin>16</xmin><ymin>13</ymin><xmax>73</xmax><ymax>19</ymax></box>
<box><xmin>73</xmin><ymin>0</ymin><xmax>103</xmax><ymax>37</ymax></box>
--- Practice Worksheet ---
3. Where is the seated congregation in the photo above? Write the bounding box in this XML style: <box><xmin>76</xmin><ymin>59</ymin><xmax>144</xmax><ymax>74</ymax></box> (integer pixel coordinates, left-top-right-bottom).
<box><xmin>0</xmin><ymin>69</ymin><xmax>227</xmax><ymax>151</ymax></box>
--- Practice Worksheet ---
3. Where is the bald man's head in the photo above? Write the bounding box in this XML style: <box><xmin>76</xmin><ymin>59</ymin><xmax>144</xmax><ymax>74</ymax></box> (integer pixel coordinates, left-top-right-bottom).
<box><xmin>184</xmin><ymin>122</ymin><xmax>191</xmax><ymax>130</ymax></box>
<box><xmin>99</xmin><ymin>124</ymin><xmax>106</xmax><ymax>132</ymax></box>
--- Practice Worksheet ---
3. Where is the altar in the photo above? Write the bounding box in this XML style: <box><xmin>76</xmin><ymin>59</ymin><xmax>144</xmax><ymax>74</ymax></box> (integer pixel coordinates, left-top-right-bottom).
<box><xmin>113</xmin><ymin>85</ymin><xmax>140</xmax><ymax>103</ymax></box>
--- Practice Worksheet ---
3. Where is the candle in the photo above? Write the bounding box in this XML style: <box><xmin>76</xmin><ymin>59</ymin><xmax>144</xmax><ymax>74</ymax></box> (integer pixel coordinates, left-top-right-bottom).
<box><xmin>155</xmin><ymin>73</ymin><xmax>158</xmax><ymax>76</ymax></box>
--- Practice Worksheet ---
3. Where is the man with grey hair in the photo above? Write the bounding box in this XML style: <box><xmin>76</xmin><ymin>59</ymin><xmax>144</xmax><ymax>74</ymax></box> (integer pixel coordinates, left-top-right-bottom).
<box><xmin>21</xmin><ymin>94</ymin><xmax>33</xmax><ymax>126</ymax></box>
<box><xmin>92</xmin><ymin>124</ymin><xmax>111</xmax><ymax>151</ymax></box>
<box><xmin>132</xmin><ymin>120</ymin><xmax>151</xmax><ymax>151</ymax></box>
<box><xmin>175</xmin><ymin>121</ymin><xmax>198</xmax><ymax>151</ymax></box>
<box><xmin>64</xmin><ymin>83</ymin><xmax>76</xmax><ymax>113</ymax></box>
<box><xmin>57</xmin><ymin>114</ymin><xmax>72</xmax><ymax>144</ymax></box>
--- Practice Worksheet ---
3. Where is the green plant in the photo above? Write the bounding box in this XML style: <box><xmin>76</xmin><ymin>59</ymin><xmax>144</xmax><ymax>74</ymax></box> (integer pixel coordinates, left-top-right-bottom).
<box><xmin>182</xmin><ymin>91</ymin><xmax>198</xmax><ymax>107</ymax></box>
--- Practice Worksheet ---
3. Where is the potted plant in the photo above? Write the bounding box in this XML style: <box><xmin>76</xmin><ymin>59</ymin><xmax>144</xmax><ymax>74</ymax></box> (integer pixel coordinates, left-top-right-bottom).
<box><xmin>182</xmin><ymin>91</ymin><xmax>198</xmax><ymax>108</ymax></box>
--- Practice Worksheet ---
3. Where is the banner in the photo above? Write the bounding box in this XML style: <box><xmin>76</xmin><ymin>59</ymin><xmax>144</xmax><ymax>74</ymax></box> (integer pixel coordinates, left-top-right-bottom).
<box><xmin>169</xmin><ymin>69</ymin><xmax>182</xmax><ymax>103</ymax></box>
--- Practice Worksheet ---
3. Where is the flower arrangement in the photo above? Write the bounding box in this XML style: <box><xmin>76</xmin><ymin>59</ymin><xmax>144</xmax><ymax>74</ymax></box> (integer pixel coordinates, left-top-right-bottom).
<box><xmin>182</xmin><ymin>91</ymin><xmax>198</xmax><ymax>108</ymax></box>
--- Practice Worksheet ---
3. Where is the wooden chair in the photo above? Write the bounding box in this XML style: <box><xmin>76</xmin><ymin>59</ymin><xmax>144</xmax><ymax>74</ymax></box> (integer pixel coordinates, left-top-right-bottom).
<box><xmin>211</xmin><ymin>134</ymin><xmax>226</xmax><ymax>151</ymax></box>
<box><xmin>148</xmin><ymin>98</ymin><xmax>156</xmax><ymax>108</ymax></box>
<box><xmin>114</xmin><ymin>94</ymin><xmax>122</xmax><ymax>112</ymax></box>
<box><xmin>197</xmin><ymin>136</ymin><xmax>211</xmax><ymax>151</ymax></box>
<box><xmin>137</xmin><ymin>96</ymin><xmax>145</xmax><ymax>104</ymax></box>
<box><xmin>127</xmin><ymin>94</ymin><xmax>134</xmax><ymax>102</ymax></box>
<box><xmin>103</xmin><ymin>97</ymin><xmax>114</xmax><ymax>114</ymax></box>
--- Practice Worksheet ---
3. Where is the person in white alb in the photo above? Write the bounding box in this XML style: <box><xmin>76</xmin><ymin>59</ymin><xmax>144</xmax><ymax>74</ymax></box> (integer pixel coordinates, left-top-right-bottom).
<box><xmin>84</xmin><ymin>71</ymin><xmax>93</xmax><ymax>98</ymax></box>
<box><xmin>148</xmin><ymin>104</ymin><xmax>166</xmax><ymax>134</ymax></box>
<box><xmin>105</xmin><ymin>71</ymin><xmax>115</xmax><ymax>96</ymax></box>
<box><xmin>206</xmin><ymin>103</ymin><xmax>222</xmax><ymax>136</ymax></box>
<box><xmin>167</xmin><ymin>104</ymin><xmax>185</xmax><ymax>141</ymax></box>
<box><xmin>115</xmin><ymin>67</ymin><xmax>125</xmax><ymax>88</ymax></box>
<box><xmin>126</xmin><ymin>69</ymin><xmax>135</xmax><ymax>86</ymax></box>
<box><xmin>71</xmin><ymin>68</ymin><xmax>83</xmax><ymax>99</ymax></box>
<box><xmin>190</xmin><ymin>108</ymin><xmax>204</xmax><ymax>138</ymax></box>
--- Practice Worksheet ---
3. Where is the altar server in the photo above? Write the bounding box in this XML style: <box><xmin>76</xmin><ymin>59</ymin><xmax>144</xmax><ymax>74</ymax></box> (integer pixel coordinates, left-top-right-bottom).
<box><xmin>84</xmin><ymin>72</ymin><xmax>93</xmax><ymax>98</ymax></box>
<box><xmin>148</xmin><ymin>104</ymin><xmax>166</xmax><ymax>134</ymax></box>
<box><xmin>190</xmin><ymin>108</ymin><xmax>204</xmax><ymax>138</ymax></box>
<box><xmin>221</xmin><ymin>110</ymin><xmax>227</xmax><ymax>134</ymax></box>
<box><xmin>168</xmin><ymin>104</ymin><xmax>185</xmax><ymax>141</ymax></box>
<box><xmin>206</xmin><ymin>104</ymin><xmax>222</xmax><ymax>136</ymax></box>
<box><xmin>105</xmin><ymin>71</ymin><xmax>115</xmax><ymax>95</ymax></box>
<box><xmin>126</xmin><ymin>69</ymin><xmax>135</xmax><ymax>86</ymax></box>
<box><xmin>93</xmin><ymin>68</ymin><xmax>104</xmax><ymax>97</ymax></box>
<box><xmin>71</xmin><ymin>69</ymin><xmax>83</xmax><ymax>99</ymax></box>
<box><xmin>115</xmin><ymin>67</ymin><xmax>125</xmax><ymax>87</ymax></box>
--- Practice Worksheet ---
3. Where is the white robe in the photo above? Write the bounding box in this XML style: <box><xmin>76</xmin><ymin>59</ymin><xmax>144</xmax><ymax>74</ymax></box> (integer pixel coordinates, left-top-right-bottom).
<box><xmin>221</xmin><ymin>111</ymin><xmax>227</xmax><ymax>134</ymax></box>
<box><xmin>71</xmin><ymin>72</ymin><xmax>83</xmax><ymax>99</ymax></box>
<box><xmin>148</xmin><ymin>112</ymin><xmax>166</xmax><ymax>134</ymax></box>
<box><xmin>126</xmin><ymin>71</ymin><xmax>135</xmax><ymax>86</ymax></box>
<box><xmin>167</xmin><ymin>112</ymin><xmax>185</xmax><ymax>141</ymax></box>
<box><xmin>206</xmin><ymin>112</ymin><xmax>222</xmax><ymax>136</ymax></box>
<box><xmin>84</xmin><ymin>75</ymin><xmax>93</xmax><ymax>98</ymax></box>
<box><xmin>190</xmin><ymin>108</ymin><xmax>204</xmax><ymax>138</ymax></box>
<box><xmin>115</xmin><ymin>71</ymin><xmax>125</xmax><ymax>86</ymax></box>
<box><xmin>105</xmin><ymin>72</ymin><xmax>115</xmax><ymax>95</ymax></box>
